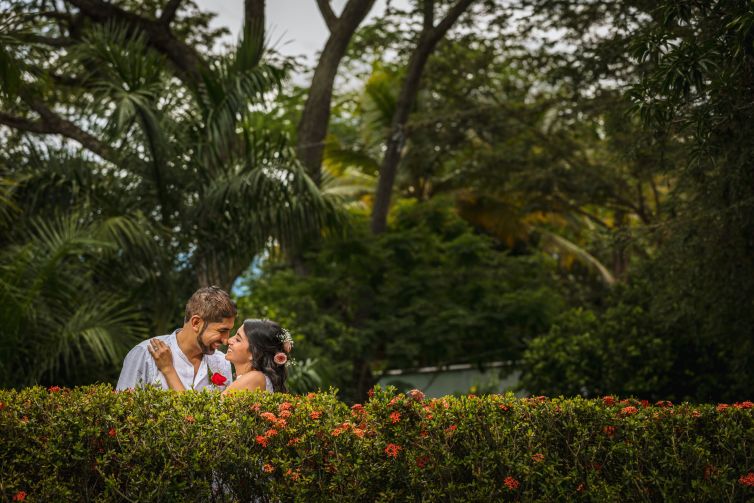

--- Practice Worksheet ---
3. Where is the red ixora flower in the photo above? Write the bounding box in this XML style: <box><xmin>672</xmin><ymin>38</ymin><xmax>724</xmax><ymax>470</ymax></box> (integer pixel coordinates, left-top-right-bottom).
<box><xmin>12</xmin><ymin>491</ymin><xmax>26</xmax><ymax>501</ymax></box>
<box><xmin>408</xmin><ymin>389</ymin><xmax>425</xmax><ymax>401</ymax></box>
<box><xmin>602</xmin><ymin>396</ymin><xmax>616</xmax><ymax>406</ymax></box>
<box><xmin>504</xmin><ymin>476</ymin><xmax>520</xmax><ymax>490</ymax></box>
<box><xmin>620</xmin><ymin>406</ymin><xmax>638</xmax><ymax>416</ymax></box>
<box><xmin>48</xmin><ymin>386</ymin><xmax>61</xmax><ymax>393</ymax></box>
<box><xmin>273</xmin><ymin>352</ymin><xmax>287</xmax><ymax>365</ymax></box>
<box><xmin>716</xmin><ymin>404</ymin><xmax>730</xmax><ymax>412</ymax></box>
<box><xmin>389</xmin><ymin>411</ymin><xmax>401</xmax><ymax>424</ymax></box>
<box><xmin>262</xmin><ymin>463</ymin><xmax>275</xmax><ymax>473</ymax></box>
<box><xmin>310</xmin><ymin>410</ymin><xmax>322</xmax><ymax>420</ymax></box>
<box><xmin>734</xmin><ymin>401</ymin><xmax>754</xmax><ymax>409</ymax></box>
<box><xmin>531</xmin><ymin>453</ymin><xmax>545</xmax><ymax>463</ymax></box>
<box><xmin>278</xmin><ymin>402</ymin><xmax>293</xmax><ymax>412</ymax></box>
<box><xmin>107</xmin><ymin>428</ymin><xmax>117</xmax><ymax>437</ymax></box>
<box><xmin>261</xmin><ymin>412</ymin><xmax>277</xmax><ymax>422</ymax></box>
<box><xmin>210</xmin><ymin>372</ymin><xmax>227</xmax><ymax>386</ymax></box>
<box><xmin>603</xmin><ymin>425</ymin><xmax>616</xmax><ymax>437</ymax></box>
<box><xmin>416</xmin><ymin>455</ymin><xmax>430</xmax><ymax>468</ymax></box>
<box><xmin>740</xmin><ymin>472</ymin><xmax>754</xmax><ymax>487</ymax></box>
<box><xmin>255</xmin><ymin>435</ymin><xmax>269</xmax><ymax>447</ymax></box>
<box><xmin>385</xmin><ymin>443</ymin><xmax>401</xmax><ymax>458</ymax></box>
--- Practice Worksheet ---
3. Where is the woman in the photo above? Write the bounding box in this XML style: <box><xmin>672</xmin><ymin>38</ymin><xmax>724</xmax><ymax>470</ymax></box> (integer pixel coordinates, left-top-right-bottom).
<box><xmin>149</xmin><ymin>319</ymin><xmax>292</xmax><ymax>393</ymax></box>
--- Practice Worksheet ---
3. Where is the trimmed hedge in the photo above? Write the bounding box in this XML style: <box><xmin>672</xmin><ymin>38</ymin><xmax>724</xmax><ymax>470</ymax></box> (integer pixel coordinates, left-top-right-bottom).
<box><xmin>1</xmin><ymin>386</ymin><xmax>754</xmax><ymax>502</ymax></box>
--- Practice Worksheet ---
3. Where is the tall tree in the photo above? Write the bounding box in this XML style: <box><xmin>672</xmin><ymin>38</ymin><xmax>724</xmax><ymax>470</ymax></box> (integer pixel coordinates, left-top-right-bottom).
<box><xmin>370</xmin><ymin>0</ymin><xmax>476</xmax><ymax>233</ymax></box>
<box><xmin>0</xmin><ymin>0</ymin><xmax>339</xmax><ymax>386</ymax></box>
<box><xmin>296</xmin><ymin>0</ymin><xmax>377</xmax><ymax>186</ymax></box>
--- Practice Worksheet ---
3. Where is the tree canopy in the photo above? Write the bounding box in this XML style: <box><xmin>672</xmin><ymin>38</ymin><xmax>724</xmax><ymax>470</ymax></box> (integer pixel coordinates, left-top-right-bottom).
<box><xmin>2</xmin><ymin>0</ymin><xmax>753</xmax><ymax>402</ymax></box>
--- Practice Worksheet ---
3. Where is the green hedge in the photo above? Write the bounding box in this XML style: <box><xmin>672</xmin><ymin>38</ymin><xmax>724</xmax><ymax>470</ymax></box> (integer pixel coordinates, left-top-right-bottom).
<box><xmin>2</xmin><ymin>386</ymin><xmax>754</xmax><ymax>502</ymax></box>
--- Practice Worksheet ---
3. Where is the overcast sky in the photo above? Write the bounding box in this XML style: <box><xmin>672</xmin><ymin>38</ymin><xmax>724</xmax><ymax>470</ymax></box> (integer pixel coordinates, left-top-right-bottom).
<box><xmin>193</xmin><ymin>0</ymin><xmax>388</xmax><ymax>65</ymax></box>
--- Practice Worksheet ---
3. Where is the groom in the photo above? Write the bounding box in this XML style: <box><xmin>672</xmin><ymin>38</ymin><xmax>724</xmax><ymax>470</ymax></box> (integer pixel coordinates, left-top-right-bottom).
<box><xmin>116</xmin><ymin>286</ymin><xmax>236</xmax><ymax>390</ymax></box>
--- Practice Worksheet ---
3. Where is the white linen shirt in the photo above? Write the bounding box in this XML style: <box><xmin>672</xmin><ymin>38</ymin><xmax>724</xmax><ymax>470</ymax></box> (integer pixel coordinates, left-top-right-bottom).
<box><xmin>116</xmin><ymin>329</ymin><xmax>233</xmax><ymax>391</ymax></box>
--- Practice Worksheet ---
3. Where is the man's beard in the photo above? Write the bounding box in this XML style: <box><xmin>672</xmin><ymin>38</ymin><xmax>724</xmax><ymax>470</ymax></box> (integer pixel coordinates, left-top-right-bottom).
<box><xmin>196</xmin><ymin>322</ymin><xmax>214</xmax><ymax>355</ymax></box>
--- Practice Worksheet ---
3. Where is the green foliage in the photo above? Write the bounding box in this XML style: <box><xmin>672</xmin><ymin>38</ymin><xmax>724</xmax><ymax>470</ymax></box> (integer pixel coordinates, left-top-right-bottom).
<box><xmin>520</xmin><ymin>281</ymin><xmax>674</xmax><ymax>400</ymax></box>
<box><xmin>521</xmin><ymin>273</ymin><xmax>754</xmax><ymax>403</ymax></box>
<box><xmin>3</xmin><ymin>385</ymin><xmax>754</xmax><ymax>501</ymax></box>
<box><xmin>0</xmin><ymin>1</ymin><xmax>340</xmax><ymax>388</ymax></box>
<box><xmin>238</xmin><ymin>198</ymin><xmax>562</xmax><ymax>401</ymax></box>
<box><xmin>0</xmin><ymin>213</ymin><xmax>150</xmax><ymax>387</ymax></box>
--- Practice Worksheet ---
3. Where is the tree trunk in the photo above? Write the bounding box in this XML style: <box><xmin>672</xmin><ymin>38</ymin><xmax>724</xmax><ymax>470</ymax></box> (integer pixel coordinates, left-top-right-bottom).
<box><xmin>296</xmin><ymin>0</ymin><xmax>376</xmax><ymax>186</ymax></box>
<box><xmin>353</xmin><ymin>357</ymin><xmax>376</xmax><ymax>402</ymax></box>
<box><xmin>370</xmin><ymin>0</ymin><xmax>476</xmax><ymax>234</ymax></box>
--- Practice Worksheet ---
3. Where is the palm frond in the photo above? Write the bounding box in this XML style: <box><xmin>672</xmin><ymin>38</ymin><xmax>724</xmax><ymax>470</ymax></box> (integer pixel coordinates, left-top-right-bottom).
<box><xmin>0</xmin><ymin>12</ymin><xmax>28</xmax><ymax>99</ymax></box>
<box><xmin>361</xmin><ymin>66</ymin><xmax>398</xmax><ymax>137</ymax></box>
<box><xmin>537</xmin><ymin>229</ymin><xmax>616</xmax><ymax>285</ymax></box>
<box><xmin>68</xmin><ymin>21</ymin><xmax>168</xmax><ymax>147</ymax></box>
<box><xmin>0</xmin><ymin>212</ymin><xmax>149</xmax><ymax>386</ymax></box>
<box><xmin>323</xmin><ymin>134</ymin><xmax>381</xmax><ymax>176</ymax></box>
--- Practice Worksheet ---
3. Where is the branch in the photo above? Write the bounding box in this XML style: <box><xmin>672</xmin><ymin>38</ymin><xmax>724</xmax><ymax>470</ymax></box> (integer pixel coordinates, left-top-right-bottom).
<box><xmin>316</xmin><ymin>0</ymin><xmax>338</xmax><ymax>32</ymax></box>
<box><xmin>423</xmin><ymin>0</ymin><xmax>434</xmax><ymax>32</ymax></box>
<box><xmin>0</xmin><ymin>99</ymin><xmax>119</xmax><ymax>164</ymax></box>
<box><xmin>429</xmin><ymin>0</ymin><xmax>475</xmax><ymax>44</ymax></box>
<box><xmin>0</xmin><ymin>111</ymin><xmax>52</xmax><ymax>134</ymax></box>
<box><xmin>159</xmin><ymin>0</ymin><xmax>183</xmax><ymax>25</ymax></box>
<box><xmin>35</xmin><ymin>11</ymin><xmax>74</xmax><ymax>23</ymax></box>
<box><xmin>244</xmin><ymin>0</ymin><xmax>265</xmax><ymax>33</ymax></box>
<box><xmin>26</xmin><ymin>65</ymin><xmax>84</xmax><ymax>87</ymax></box>
<box><xmin>66</xmin><ymin>0</ymin><xmax>208</xmax><ymax>84</ymax></box>
<box><xmin>19</xmin><ymin>34</ymin><xmax>75</xmax><ymax>47</ymax></box>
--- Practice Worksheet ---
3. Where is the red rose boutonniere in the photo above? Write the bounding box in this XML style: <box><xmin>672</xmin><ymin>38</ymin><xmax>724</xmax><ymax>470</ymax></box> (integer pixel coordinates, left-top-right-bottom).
<box><xmin>206</xmin><ymin>363</ymin><xmax>228</xmax><ymax>390</ymax></box>
<box><xmin>211</xmin><ymin>372</ymin><xmax>227</xmax><ymax>386</ymax></box>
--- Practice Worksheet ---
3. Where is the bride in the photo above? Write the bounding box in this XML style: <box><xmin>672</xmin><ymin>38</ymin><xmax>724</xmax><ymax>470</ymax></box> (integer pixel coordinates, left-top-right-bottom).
<box><xmin>148</xmin><ymin>319</ymin><xmax>293</xmax><ymax>393</ymax></box>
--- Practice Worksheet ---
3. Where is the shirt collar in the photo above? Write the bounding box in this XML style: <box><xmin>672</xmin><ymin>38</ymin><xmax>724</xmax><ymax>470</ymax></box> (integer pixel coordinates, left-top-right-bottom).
<box><xmin>168</xmin><ymin>329</ymin><xmax>195</xmax><ymax>368</ymax></box>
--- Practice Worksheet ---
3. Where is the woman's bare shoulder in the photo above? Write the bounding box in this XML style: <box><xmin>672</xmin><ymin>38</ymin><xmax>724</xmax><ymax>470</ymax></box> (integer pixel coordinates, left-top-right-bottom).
<box><xmin>227</xmin><ymin>371</ymin><xmax>266</xmax><ymax>393</ymax></box>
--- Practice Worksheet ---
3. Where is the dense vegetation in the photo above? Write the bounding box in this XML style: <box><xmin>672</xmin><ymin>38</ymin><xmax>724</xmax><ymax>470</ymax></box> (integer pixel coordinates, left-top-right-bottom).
<box><xmin>1</xmin><ymin>0</ymin><xmax>753</xmax><ymax>403</ymax></box>
<box><xmin>3</xmin><ymin>385</ymin><xmax>754</xmax><ymax>501</ymax></box>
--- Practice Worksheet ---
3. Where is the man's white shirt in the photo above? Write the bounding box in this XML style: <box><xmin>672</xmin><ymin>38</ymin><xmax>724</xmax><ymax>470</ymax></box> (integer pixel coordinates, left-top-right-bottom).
<box><xmin>116</xmin><ymin>330</ymin><xmax>232</xmax><ymax>391</ymax></box>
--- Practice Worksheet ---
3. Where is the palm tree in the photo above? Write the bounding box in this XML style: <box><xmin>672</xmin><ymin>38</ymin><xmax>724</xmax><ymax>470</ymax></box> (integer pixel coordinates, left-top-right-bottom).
<box><xmin>0</xmin><ymin>1</ymin><xmax>341</xmax><ymax>386</ymax></box>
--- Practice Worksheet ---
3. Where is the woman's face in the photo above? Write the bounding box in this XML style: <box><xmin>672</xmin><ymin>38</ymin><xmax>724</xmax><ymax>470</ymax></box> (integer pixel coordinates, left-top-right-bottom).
<box><xmin>225</xmin><ymin>325</ymin><xmax>252</xmax><ymax>365</ymax></box>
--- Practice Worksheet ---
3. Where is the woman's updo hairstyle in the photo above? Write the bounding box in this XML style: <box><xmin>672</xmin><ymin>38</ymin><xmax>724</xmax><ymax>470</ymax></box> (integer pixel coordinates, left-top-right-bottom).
<box><xmin>242</xmin><ymin>319</ymin><xmax>290</xmax><ymax>392</ymax></box>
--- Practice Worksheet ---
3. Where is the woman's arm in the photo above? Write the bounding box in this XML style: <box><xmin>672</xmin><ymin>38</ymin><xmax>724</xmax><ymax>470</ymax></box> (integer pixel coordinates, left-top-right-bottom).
<box><xmin>222</xmin><ymin>371</ymin><xmax>266</xmax><ymax>395</ymax></box>
<box><xmin>147</xmin><ymin>338</ymin><xmax>186</xmax><ymax>391</ymax></box>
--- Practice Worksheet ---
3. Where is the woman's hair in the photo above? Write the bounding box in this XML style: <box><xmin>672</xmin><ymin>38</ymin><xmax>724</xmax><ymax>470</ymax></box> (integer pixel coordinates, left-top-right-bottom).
<box><xmin>242</xmin><ymin>319</ymin><xmax>289</xmax><ymax>393</ymax></box>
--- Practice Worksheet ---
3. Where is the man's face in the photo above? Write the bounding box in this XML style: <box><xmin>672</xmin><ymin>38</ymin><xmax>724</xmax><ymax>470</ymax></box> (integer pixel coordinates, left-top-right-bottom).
<box><xmin>192</xmin><ymin>316</ymin><xmax>234</xmax><ymax>355</ymax></box>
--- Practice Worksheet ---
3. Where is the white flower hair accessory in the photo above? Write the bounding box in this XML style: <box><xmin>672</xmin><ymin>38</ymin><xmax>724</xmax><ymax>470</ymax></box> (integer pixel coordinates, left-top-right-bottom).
<box><xmin>278</xmin><ymin>328</ymin><xmax>294</xmax><ymax>353</ymax></box>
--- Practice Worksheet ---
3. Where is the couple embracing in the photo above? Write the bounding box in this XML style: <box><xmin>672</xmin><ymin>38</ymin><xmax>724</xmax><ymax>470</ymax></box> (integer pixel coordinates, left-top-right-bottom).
<box><xmin>116</xmin><ymin>286</ymin><xmax>293</xmax><ymax>394</ymax></box>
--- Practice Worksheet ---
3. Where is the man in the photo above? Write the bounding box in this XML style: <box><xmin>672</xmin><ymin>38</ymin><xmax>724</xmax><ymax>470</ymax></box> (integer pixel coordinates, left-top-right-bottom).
<box><xmin>116</xmin><ymin>286</ymin><xmax>236</xmax><ymax>390</ymax></box>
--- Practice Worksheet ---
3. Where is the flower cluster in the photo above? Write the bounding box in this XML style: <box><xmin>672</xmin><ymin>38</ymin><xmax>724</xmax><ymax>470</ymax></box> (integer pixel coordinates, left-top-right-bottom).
<box><xmin>4</xmin><ymin>385</ymin><xmax>754</xmax><ymax>501</ymax></box>
<box><xmin>504</xmin><ymin>476</ymin><xmax>520</xmax><ymax>490</ymax></box>
<box><xmin>740</xmin><ymin>473</ymin><xmax>754</xmax><ymax>487</ymax></box>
